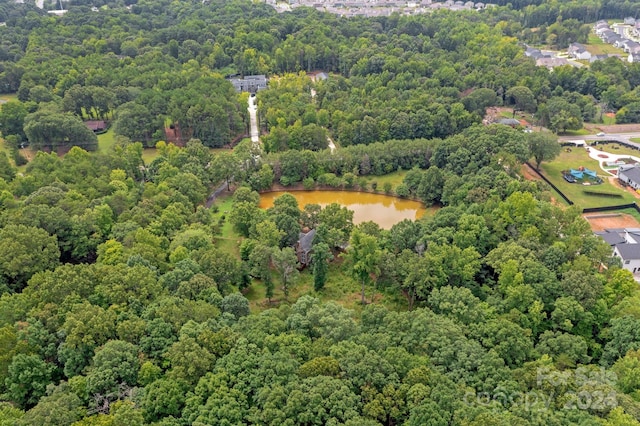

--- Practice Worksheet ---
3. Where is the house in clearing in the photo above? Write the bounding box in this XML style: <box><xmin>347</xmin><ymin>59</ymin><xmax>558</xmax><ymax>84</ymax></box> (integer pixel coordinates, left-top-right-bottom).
<box><xmin>228</xmin><ymin>75</ymin><xmax>268</xmax><ymax>93</ymax></box>
<box><xmin>295</xmin><ymin>229</ymin><xmax>316</xmax><ymax>267</ymax></box>
<box><xmin>85</xmin><ymin>120</ymin><xmax>106</xmax><ymax>132</ymax></box>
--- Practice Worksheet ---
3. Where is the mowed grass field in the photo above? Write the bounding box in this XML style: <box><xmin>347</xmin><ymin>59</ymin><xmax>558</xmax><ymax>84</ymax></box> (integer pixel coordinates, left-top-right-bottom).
<box><xmin>539</xmin><ymin>148</ymin><xmax>638</xmax><ymax>208</ymax></box>
<box><xmin>587</xmin><ymin>34</ymin><xmax>625</xmax><ymax>55</ymax></box>
<box><xmin>592</xmin><ymin>142</ymin><xmax>640</xmax><ymax>158</ymax></box>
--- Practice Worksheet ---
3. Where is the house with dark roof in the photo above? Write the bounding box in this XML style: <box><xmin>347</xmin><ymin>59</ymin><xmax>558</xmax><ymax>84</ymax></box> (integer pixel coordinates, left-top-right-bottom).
<box><xmin>228</xmin><ymin>75</ymin><xmax>268</xmax><ymax>93</ymax></box>
<box><xmin>295</xmin><ymin>229</ymin><xmax>316</xmax><ymax>267</ymax></box>
<box><xmin>590</xmin><ymin>54</ymin><xmax>613</xmax><ymax>63</ymax></box>
<box><xmin>568</xmin><ymin>43</ymin><xmax>591</xmax><ymax>60</ymax></box>
<box><xmin>85</xmin><ymin>120</ymin><xmax>106</xmax><ymax>132</ymax></box>
<box><xmin>595</xmin><ymin>229</ymin><xmax>627</xmax><ymax>246</ymax></box>
<box><xmin>614</xmin><ymin>244</ymin><xmax>640</xmax><ymax>273</ymax></box>
<box><xmin>618</xmin><ymin>164</ymin><xmax>640</xmax><ymax>189</ymax></box>
<box><xmin>596</xmin><ymin>228</ymin><xmax>640</xmax><ymax>274</ymax></box>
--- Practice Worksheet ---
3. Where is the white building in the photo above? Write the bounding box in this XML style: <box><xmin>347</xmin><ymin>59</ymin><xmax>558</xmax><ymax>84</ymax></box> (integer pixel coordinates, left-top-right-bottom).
<box><xmin>596</xmin><ymin>228</ymin><xmax>640</xmax><ymax>274</ymax></box>
<box><xmin>618</xmin><ymin>164</ymin><xmax>640</xmax><ymax>189</ymax></box>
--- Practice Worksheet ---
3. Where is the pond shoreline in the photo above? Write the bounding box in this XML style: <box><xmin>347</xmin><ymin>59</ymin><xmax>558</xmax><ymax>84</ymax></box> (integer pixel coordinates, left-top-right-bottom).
<box><xmin>260</xmin><ymin>182</ymin><xmax>426</xmax><ymax>205</ymax></box>
<box><xmin>259</xmin><ymin>188</ymin><xmax>431</xmax><ymax>229</ymax></box>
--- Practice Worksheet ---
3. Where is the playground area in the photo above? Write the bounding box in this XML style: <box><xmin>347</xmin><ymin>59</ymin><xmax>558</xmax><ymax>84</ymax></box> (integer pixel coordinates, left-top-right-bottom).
<box><xmin>562</xmin><ymin>167</ymin><xmax>603</xmax><ymax>184</ymax></box>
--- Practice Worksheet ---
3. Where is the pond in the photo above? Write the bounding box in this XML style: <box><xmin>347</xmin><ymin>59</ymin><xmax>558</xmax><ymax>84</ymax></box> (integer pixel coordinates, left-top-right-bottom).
<box><xmin>259</xmin><ymin>190</ymin><xmax>428</xmax><ymax>229</ymax></box>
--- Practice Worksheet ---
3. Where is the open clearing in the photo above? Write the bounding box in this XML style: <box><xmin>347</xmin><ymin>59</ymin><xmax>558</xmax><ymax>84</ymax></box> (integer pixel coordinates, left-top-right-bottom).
<box><xmin>584</xmin><ymin>212</ymin><xmax>640</xmax><ymax>231</ymax></box>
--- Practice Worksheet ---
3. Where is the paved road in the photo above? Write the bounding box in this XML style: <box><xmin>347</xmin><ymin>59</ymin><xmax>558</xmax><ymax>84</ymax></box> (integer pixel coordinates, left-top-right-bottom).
<box><xmin>248</xmin><ymin>95</ymin><xmax>259</xmax><ymax>144</ymax></box>
<box><xmin>559</xmin><ymin>132</ymin><xmax>640</xmax><ymax>149</ymax></box>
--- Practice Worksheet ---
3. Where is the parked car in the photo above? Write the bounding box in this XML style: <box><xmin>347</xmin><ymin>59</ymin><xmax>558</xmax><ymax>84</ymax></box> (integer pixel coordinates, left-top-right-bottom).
<box><xmin>597</xmin><ymin>132</ymin><xmax>605</xmax><ymax>137</ymax></box>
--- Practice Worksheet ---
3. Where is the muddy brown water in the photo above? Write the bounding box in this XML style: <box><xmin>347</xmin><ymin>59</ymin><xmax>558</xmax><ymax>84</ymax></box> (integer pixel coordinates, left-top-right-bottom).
<box><xmin>259</xmin><ymin>190</ymin><xmax>427</xmax><ymax>229</ymax></box>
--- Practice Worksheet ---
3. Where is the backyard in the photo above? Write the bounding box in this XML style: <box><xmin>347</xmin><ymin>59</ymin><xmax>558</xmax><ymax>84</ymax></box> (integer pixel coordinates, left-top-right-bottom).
<box><xmin>539</xmin><ymin>148</ymin><xmax>638</xmax><ymax>208</ymax></box>
<box><xmin>587</xmin><ymin>34</ymin><xmax>625</xmax><ymax>55</ymax></box>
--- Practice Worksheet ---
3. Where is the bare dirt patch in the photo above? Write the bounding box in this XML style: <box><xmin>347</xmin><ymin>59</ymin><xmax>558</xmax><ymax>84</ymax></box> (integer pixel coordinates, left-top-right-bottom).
<box><xmin>521</xmin><ymin>163</ymin><xmax>541</xmax><ymax>181</ymax></box>
<box><xmin>584</xmin><ymin>213</ymin><xmax>640</xmax><ymax>231</ymax></box>
<box><xmin>608</xmin><ymin>176</ymin><xmax>640</xmax><ymax>200</ymax></box>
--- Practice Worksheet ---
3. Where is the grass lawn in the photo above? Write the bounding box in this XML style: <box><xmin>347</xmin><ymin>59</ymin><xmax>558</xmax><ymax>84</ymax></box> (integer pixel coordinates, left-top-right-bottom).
<box><xmin>97</xmin><ymin>129</ymin><xmax>116</xmax><ymax>153</ymax></box>
<box><xmin>631</xmin><ymin>138</ymin><xmax>640</xmax><ymax>143</ymax></box>
<box><xmin>142</xmin><ymin>148</ymin><xmax>158</xmax><ymax>164</ymax></box>
<box><xmin>591</xmin><ymin>142</ymin><xmax>640</xmax><ymax>158</ymax></box>
<box><xmin>0</xmin><ymin>93</ymin><xmax>17</xmax><ymax>103</ymax></box>
<box><xmin>613</xmin><ymin>207</ymin><xmax>640</xmax><ymax>223</ymax></box>
<box><xmin>540</xmin><ymin>149</ymin><xmax>638</xmax><ymax>208</ymax></box>
<box><xmin>210</xmin><ymin>194</ymin><xmax>241</xmax><ymax>257</ymax></box>
<box><xmin>363</xmin><ymin>170</ymin><xmax>407</xmax><ymax>190</ymax></box>
<box><xmin>586</xmin><ymin>35</ymin><xmax>625</xmax><ymax>55</ymax></box>
<box><xmin>559</xmin><ymin>129</ymin><xmax>591</xmax><ymax>136</ymax></box>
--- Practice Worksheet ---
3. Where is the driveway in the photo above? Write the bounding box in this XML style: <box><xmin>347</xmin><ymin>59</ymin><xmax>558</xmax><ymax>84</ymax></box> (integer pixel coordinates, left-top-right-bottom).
<box><xmin>248</xmin><ymin>95</ymin><xmax>259</xmax><ymax>144</ymax></box>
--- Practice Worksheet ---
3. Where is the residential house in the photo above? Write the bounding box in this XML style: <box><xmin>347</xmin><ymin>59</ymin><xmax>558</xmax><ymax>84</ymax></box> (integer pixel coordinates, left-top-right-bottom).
<box><xmin>628</xmin><ymin>53</ymin><xmax>640</xmax><ymax>63</ymax></box>
<box><xmin>595</xmin><ymin>22</ymin><xmax>611</xmax><ymax>36</ymax></box>
<box><xmin>295</xmin><ymin>229</ymin><xmax>316</xmax><ymax>267</ymax></box>
<box><xmin>625</xmin><ymin>17</ymin><xmax>636</xmax><ymax>25</ymax></box>
<box><xmin>525</xmin><ymin>47</ymin><xmax>551</xmax><ymax>60</ymax></box>
<box><xmin>590</xmin><ymin>54</ymin><xmax>612</xmax><ymax>63</ymax></box>
<box><xmin>613</xmin><ymin>23</ymin><xmax>628</xmax><ymax>36</ymax></box>
<box><xmin>623</xmin><ymin>40</ymin><xmax>640</xmax><ymax>53</ymax></box>
<box><xmin>496</xmin><ymin>118</ymin><xmax>521</xmax><ymax>127</ymax></box>
<box><xmin>568</xmin><ymin>43</ymin><xmax>591</xmax><ymax>60</ymax></box>
<box><xmin>595</xmin><ymin>228</ymin><xmax>640</xmax><ymax>274</ymax></box>
<box><xmin>85</xmin><ymin>120</ymin><xmax>106</xmax><ymax>132</ymax></box>
<box><xmin>536</xmin><ymin>57</ymin><xmax>572</xmax><ymax>69</ymax></box>
<box><xmin>228</xmin><ymin>75</ymin><xmax>268</xmax><ymax>93</ymax></box>
<box><xmin>618</xmin><ymin>163</ymin><xmax>640</xmax><ymax>189</ymax></box>
<box><xmin>615</xmin><ymin>244</ymin><xmax>640</xmax><ymax>273</ymax></box>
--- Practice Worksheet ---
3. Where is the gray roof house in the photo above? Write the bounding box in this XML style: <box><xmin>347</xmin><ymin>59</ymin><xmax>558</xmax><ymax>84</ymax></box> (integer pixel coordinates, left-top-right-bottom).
<box><xmin>595</xmin><ymin>229</ymin><xmax>627</xmax><ymax>246</ymax></box>
<box><xmin>596</xmin><ymin>228</ymin><xmax>640</xmax><ymax>275</ymax></box>
<box><xmin>228</xmin><ymin>75</ymin><xmax>268</xmax><ymax>93</ymax></box>
<box><xmin>568</xmin><ymin>43</ymin><xmax>591</xmax><ymax>60</ymax></box>
<box><xmin>618</xmin><ymin>164</ymin><xmax>640</xmax><ymax>189</ymax></box>
<box><xmin>295</xmin><ymin>229</ymin><xmax>316</xmax><ymax>267</ymax></box>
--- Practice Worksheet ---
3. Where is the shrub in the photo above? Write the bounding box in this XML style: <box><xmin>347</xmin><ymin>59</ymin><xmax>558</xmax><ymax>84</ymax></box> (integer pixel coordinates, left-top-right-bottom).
<box><xmin>303</xmin><ymin>177</ymin><xmax>315</xmax><ymax>190</ymax></box>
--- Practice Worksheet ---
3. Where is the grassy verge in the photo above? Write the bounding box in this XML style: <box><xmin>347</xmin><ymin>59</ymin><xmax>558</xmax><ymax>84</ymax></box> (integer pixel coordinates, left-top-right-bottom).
<box><xmin>97</xmin><ymin>129</ymin><xmax>116</xmax><ymax>153</ymax></box>
<box><xmin>363</xmin><ymin>170</ymin><xmax>407</xmax><ymax>189</ymax></box>
<box><xmin>0</xmin><ymin>93</ymin><xmax>17</xmax><ymax>103</ymax></box>
<box><xmin>590</xmin><ymin>142</ymin><xmax>640</xmax><ymax>158</ymax></box>
<box><xmin>587</xmin><ymin>35</ymin><xmax>625</xmax><ymax>55</ymax></box>
<box><xmin>540</xmin><ymin>149</ymin><xmax>637</xmax><ymax>208</ymax></box>
<box><xmin>559</xmin><ymin>129</ymin><xmax>591</xmax><ymax>136</ymax></box>
<box><xmin>631</xmin><ymin>138</ymin><xmax>640</xmax><ymax>143</ymax></box>
<box><xmin>614</xmin><ymin>207</ymin><xmax>640</xmax><ymax>223</ymax></box>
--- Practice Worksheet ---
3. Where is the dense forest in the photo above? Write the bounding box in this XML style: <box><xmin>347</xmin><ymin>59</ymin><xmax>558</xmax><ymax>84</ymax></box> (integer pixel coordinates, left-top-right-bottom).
<box><xmin>2</xmin><ymin>0</ymin><xmax>640</xmax><ymax>154</ymax></box>
<box><xmin>3</xmin><ymin>0</ymin><xmax>640</xmax><ymax>424</ymax></box>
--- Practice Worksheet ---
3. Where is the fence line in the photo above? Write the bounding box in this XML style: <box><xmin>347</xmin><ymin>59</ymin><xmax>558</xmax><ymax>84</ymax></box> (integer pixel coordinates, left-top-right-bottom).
<box><xmin>525</xmin><ymin>162</ymin><xmax>640</xmax><ymax>214</ymax></box>
<box><xmin>525</xmin><ymin>162</ymin><xmax>574</xmax><ymax>206</ymax></box>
